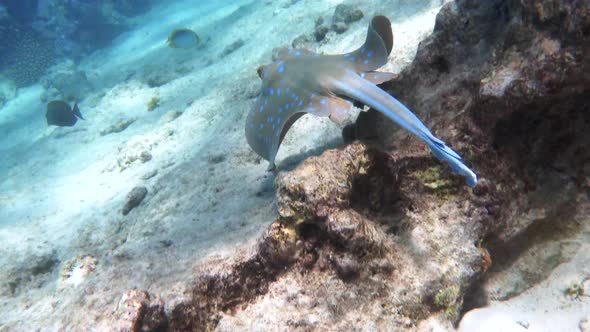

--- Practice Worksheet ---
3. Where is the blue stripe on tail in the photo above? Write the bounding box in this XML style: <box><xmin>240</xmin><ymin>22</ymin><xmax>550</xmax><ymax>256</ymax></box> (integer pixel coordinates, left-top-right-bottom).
<box><xmin>423</xmin><ymin>135</ymin><xmax>477</xmax><ymax>187</ymax></box>
<box><xmin>332</xmin><ymin>72</ymin><xmax>478</xmax><ymax>187</ymax></box>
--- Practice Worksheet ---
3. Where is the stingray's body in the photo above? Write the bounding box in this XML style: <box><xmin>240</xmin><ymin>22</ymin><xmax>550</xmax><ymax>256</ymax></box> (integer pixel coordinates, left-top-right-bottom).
<box><xmin>245</xmin><ymin>16</ymin><xmax>477</xmax><ymax>187</ymax></box>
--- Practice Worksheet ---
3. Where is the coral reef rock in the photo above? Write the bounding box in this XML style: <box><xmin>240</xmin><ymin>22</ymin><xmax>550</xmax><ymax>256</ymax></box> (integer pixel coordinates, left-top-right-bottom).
<box><xmin>58</xmin><ymin>254</ymin><xmax>98</xmax><ymax>288</ymax></box>
<box><xmin>114</xmin><ymin>136</ymin><xmax>156</xmax><ymax>170</ymax></box>
<box><xmin>100</xmin><ymin>118</ymin><xmax>136</xmax><ymax>136</ymax></box>
<box><xmin>331</xmin><ymin>4</ymin><xmax>364</xmax><ymax>33</ymax></box>
<box><xmin>122</xmin><ymin>186</ymin><xmax>148</xmax><ymax>216</ymax></box>
<box><xmin>166</xmin><ymin>0</ymin><xmax>590</xmax><ymax>330</ymax></box>
<box><xmin>114</xmin><ymin>289</ymin><xmax>168</xmax><ymax>332</ymax></box>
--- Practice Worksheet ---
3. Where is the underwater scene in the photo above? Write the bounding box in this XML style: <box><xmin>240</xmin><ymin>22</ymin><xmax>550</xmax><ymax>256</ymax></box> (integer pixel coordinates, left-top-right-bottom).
<box><xmin>1</xmin><ymin>0</ymin><xmax>589</xmax><ymax>331</ymax></box>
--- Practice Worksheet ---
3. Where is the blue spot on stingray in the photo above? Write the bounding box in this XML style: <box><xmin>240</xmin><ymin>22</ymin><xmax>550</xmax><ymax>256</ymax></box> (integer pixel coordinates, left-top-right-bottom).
<box><xmin>285</xmin><ymin>103</ymin><xmax>290</xmax><ymax>110</ymax></box>
<box><xmin>277</xmin><ymin>88</ymin><xmax>281</xmax><ymax>96</ymax></box>
<box><xmin>295</xmin><ymin>51</ymin><xmax>301</xmax><ymax>56</ymax></box>
<box><xmin>349</xmin><ymin>56</ymin><xmax>355</xmax><ymax>61</ymax></box>
<box><xmin>294</xmin><ymin>95</ymin><xmax>299</xmax><ymax>101</ymax></box>
<box><xmin>264</xmin><ymin>98</ymin><xmax>268</xmax><ymax>105</ymax></box>
<box><xmin>320</xmin><ymin>99</ymin><xmax>326</xmax><ymax>105</ymax></box>
<box><xmin>269</xmin><ymin>88</ymin><xmax>274</xmax><ymax>95</ymax></box>
<box><xmin>309</xmin><ymin>108</ymin><xmax>316</xmax><ymax>113</ymax></box>
<box><xmin>272</xmin><ymin>124</ymin><xmax>275</xmax><ymax>130</ymax></box>
<box><xmin>278</xmin><ymin>108</ymin><xmax>283</xmax><ymax>114</ymax></box>
<box><xmin>276</xmin><ymin>130</ymin><xmax>280</xmax><ymax>137</ymax></box>
<box><xmin>344</xmin><ymin>53</ymin><xmax>350</xmax><ymax>57</ymax></box>
<box><xmin>259</xmin><ymin>105</ymin><xmax>264</xmax><ymax>112</ymax></box>
<box><xmin>277</xmin><ymin>117</ymin><xmax>281</xmax><ymax>124</ymax></box>
<box><xmin>367</xmin><ymin>50</ymin><xmax>373</xmax><ymax>57</ymax></box>
<box><xmin>298</xmin><ymin>100</ymin><xmax>303</xmax><ymax>106</ymax></box>
<box><xmin>360</xmin><ymin>73</ymin><xmax>366</xmax><ymax>78</ymax></box>
<box><xmin>364</xmin><ymin>60</ymin><xmax>369</xmax><ymax>65</ymax></box>
<box><xmin>259</xmin><ymin>123</ymin><xmax>264</xmax><ymax>129</ymax></box>
<box><xmin>290</xmin><ymin>102</ymin><xmax>295</xmax><ymax>107</ymax></box>
<box><xmin>278</xmin><ymin>65</ymin><xmax>284</xmax><ymax>73</ymax></box>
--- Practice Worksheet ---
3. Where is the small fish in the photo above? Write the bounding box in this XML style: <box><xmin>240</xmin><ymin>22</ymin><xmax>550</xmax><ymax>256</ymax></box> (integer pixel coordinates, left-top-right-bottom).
<box><xmin>166</xmin><ymin>28</ymin><xmax>200</xmax><ymax>49</ymax></box>
<box><xmin>46</xmin><ymin>100</ymin><xmax>84</xmax><ymax>127</ymax></box>
<box><xmin>245</xmin><ymin>16</ymin><xmax>477</xmax><ymax>187</ymax></box>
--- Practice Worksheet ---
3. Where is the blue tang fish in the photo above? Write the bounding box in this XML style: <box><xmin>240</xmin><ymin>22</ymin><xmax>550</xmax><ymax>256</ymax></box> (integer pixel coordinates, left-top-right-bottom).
<box><xmin>245</xmin><ymin>16</ymin><xmax>477</xmax><ymax>187</ymax></box>
<box><xmin>46</xmin><ymin>100</ymin><xmax>84</xmax><ymax>127</ymax></box>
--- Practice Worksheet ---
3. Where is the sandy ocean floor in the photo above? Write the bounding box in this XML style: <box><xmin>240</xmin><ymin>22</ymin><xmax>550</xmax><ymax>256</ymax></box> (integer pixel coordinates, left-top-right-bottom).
<box><xmin>0</xmin><ymin>0</ymin><xmax>450</xmax><ymax>330</ymax></box>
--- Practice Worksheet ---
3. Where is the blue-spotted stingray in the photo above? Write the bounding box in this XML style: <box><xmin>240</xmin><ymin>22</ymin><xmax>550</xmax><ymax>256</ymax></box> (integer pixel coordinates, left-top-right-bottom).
<box><xmin>245</xmin><ymin>16</ymin><xmax>477</xmax><ymax>187</ymax></box>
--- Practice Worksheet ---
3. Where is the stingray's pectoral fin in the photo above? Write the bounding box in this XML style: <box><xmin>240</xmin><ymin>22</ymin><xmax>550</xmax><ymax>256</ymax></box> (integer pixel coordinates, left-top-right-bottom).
<box><xmin>323</xmin><ymin>96</ymin><xmax>354</xmax><ymax>126</ymax></box>
<box><xmin>350</xmin><ymin>16</ymin><xmax>393</xmax><ymax>72</ymax></box>
<box><xmin>423</xmin><ymin>135</ymin><xmax>477</xmax><ymax>187</ymax></box>
<box><xmin>273</xmin><ymin>47</ymin><xmax>317</xmax><ymax>61</ymax></box>
<box><xmin>301</xmin><ymin>94</ymin><xmax>354</xmax><ymax>126</ymax></box>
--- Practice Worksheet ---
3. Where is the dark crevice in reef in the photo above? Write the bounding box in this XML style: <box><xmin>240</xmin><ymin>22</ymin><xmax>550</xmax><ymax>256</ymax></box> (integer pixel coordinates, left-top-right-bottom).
<box><xmin>460</xmin><ymin>95</ymin><xmax>590</xmax><ymax>314</ymax></box>
<box><xmin>489</xmin><ymin>95</ymin><xmax>590</xmax><ymax>183</ymax></box>
<box><xmin>349</xmin><ymin>151</ymin><xmax>401</xmax><ymax>221</ymax></box>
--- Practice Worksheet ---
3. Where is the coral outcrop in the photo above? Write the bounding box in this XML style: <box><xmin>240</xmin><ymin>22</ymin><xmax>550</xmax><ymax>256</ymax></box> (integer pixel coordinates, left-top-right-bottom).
<box><xmin>122</xmin><ymin>186</ymin><xmax>148</xmax><ymax>216</ymax></box>
<box><xmin>293</xmin><ymin>4</ymin><xmax>364</xmax><ymax>47</ymax></box>
<box><xmin>114</xmin><ymin>289</ymin><xmax>168</xmax><ymax>332</ymax></box>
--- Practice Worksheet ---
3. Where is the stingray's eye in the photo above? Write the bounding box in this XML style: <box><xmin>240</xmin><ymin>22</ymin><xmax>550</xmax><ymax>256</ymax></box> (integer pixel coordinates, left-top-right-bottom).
<box><xmin>257</xmin><ymin>65</ymin><xmax>265</xmax><ymax>79</ymax></box>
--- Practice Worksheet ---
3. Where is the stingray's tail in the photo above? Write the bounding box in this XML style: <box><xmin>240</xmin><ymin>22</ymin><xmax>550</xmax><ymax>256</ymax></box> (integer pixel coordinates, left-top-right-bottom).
<box><xmin>422</xmin><ymin>135</ymin><xmax>477</xmax><ymax>187</ymax></box>
<box><xmin>332</xmin><ymin>72</ymin><xmax>478</xmax><ymax>187</ymax></box>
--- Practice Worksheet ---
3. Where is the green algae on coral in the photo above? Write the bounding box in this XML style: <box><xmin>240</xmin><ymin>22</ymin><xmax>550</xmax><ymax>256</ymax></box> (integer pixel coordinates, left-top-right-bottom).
<box><xmin>434</xmin><ymin>285</ymin><xmax>461</xmax><ymax>321</ymax></box>
<box><xmin>413</xmin><ymin>166</ymin><xmax>460</xmax><ymax>201</ymax></box>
